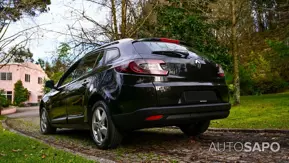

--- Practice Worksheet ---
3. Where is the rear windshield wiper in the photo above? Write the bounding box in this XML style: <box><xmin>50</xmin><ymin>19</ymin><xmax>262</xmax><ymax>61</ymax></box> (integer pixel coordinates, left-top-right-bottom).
<box><xmin>152</xmin><ymin>50</ymin><xmax>189</xmax><ymax>58</ymax></box>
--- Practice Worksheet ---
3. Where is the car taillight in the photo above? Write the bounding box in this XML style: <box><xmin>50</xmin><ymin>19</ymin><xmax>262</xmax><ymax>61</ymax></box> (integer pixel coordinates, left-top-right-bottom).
<box><xmin>216</xmin><ymin>64</ymin><xmax>225</xmax><ymax>77</ymax></box>
<box><xmin>115</xmin><ymin>59</ymin><xmax>169</xmax><ymax>76</ymax></box>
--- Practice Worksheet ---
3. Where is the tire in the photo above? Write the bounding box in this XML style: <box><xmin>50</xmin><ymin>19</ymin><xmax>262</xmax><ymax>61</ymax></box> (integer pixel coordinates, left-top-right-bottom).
<box><xmin>179</xmin><ymin>120</ymin><xmax>210</xmax><ymax>136</ymax></box>
<box><xmin>90</xmin><ymin>101</ymin><xmax>123</xmax><ymax>149</ymax></box>
<box><xmin>40</xmin><ymin>108</ymin><xmax>56</xmax><ymax>134</ymax></box>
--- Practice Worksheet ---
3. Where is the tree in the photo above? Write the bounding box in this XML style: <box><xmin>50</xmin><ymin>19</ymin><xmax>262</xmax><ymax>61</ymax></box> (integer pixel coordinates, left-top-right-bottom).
<box><xmin>135</xmin><ymin>0</ymin><xmax>231</xmax><ymax>70</ymax></box>
<box><xmin>0</xmin><ymin>0</ymin><xmax>51</xmax><ymax>67</ymax></box>
<box><xmin>231</xmin><ymin>0</ymin><xmax>240</xmax><ymax>105</ymax></box>
<box><xmin>36</xmin><ymin>58</ymin><xmax>45</xmax><ymax>70</ymax></box>
<box><xmin>9</xmin><ymin>47</ymin><xmax>34</xmax><ymax>63</ymax></box>
<box><xmin>13</xmin><ymin>80</ymin><xmax>29</xmax><ymax>106</ymax></box>
<box><xmin>0</xmin><ymin>89</ymin><xmax>9</xmax><ymax>115</ymax></box>
<box><xmin>44</xmin><ymin>43</ymin><xmax>72</xmax><ymax>83</ymax></box>
<box><xmin>60</xmin><ymin>0</ymin><xmax>160</xmax><ymax>52</ymax></box>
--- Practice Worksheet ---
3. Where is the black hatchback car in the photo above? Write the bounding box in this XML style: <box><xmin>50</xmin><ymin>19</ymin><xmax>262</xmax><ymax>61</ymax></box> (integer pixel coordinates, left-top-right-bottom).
<box><xmin>40</xmin><ymin>38</ymin><xmax>231</xmax><ymax>149</ymax></box>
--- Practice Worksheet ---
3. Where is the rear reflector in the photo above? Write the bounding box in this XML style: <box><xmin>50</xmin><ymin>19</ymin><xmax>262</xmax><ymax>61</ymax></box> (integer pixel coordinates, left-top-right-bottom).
<box><xmin>145</xmin><ymin>115</ymin><xmax>163</xmax><ymax>121</ymax></box>
<box><xmin>115</xmin><ymin>59</ymin><xmax>169</xmax><ymax>76</ymax></box>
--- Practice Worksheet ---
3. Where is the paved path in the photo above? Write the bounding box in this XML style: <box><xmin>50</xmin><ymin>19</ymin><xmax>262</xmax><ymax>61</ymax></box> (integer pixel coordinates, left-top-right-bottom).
<box><xmin>5</xmin><ymin>107</ymin><xmax>289</xmax><ymax>163</ymax></box>
<box><xmin>7</xmin><ymin>106</ymin><xmax>39</xmax><ymax>118</ymax></box>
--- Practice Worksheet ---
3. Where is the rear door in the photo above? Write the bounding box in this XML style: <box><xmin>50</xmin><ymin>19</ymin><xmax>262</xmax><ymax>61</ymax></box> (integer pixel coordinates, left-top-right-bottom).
<box><xmin>133</xmin><ymin>41</ymin><xmax>228</xmax><ymax>106</ymax></box>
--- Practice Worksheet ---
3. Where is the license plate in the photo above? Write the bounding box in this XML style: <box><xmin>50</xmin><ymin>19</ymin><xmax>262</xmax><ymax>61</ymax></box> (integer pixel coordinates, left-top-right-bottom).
<box><xmin>183</xmin><ymin>91</ymin><xmax>217</xmax><ymax>103</ymax></box>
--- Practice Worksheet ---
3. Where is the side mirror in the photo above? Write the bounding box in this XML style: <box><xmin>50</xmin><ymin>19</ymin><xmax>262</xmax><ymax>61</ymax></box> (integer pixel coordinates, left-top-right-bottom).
<box><xmin>45</xmin><ymin>80</ymin><xmax>56</xmax><ymax>89</ymax></box>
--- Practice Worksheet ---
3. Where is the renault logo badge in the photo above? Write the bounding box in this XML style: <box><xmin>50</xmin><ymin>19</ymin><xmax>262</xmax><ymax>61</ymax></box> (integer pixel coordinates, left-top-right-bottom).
<box><xmin>195</xmin><ymin>59</ymin><xmax>201</xmax><ymax>69</ymax></box>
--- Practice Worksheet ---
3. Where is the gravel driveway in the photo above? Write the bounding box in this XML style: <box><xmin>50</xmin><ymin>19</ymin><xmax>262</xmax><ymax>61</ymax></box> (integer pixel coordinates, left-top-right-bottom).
<box><xmin>5</xmin><ymin>107</ymin><xmax>289</xmax><ymax>163</ymax></box>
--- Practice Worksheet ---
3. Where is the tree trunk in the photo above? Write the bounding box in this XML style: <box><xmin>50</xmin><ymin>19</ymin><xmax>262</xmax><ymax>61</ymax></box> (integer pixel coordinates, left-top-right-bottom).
<box><xmin>231</xmin><ymin>0</ymin><xmax>240</xmax><ymax>105</ymax></box>
<box><xmin>121</xmin><ymin>0</ymin><xmax>127</xmax><ymax>38</ymax></box>
<box><xmin>110</xmin><ymin>0</ymin><xmax>119</xmax><ymax>40</ymax></box>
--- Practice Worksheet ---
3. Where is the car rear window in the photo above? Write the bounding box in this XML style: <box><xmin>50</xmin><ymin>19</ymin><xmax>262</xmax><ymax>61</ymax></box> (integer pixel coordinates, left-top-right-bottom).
<box><xmin>134</xmin><ymin>42</ymin><xmax>188</xmax><ymax>53</ymax></box>
<box><xmin>133</xmin><ymin>41</ymin><xmax>200</xmax><ymax>58</ymax></box>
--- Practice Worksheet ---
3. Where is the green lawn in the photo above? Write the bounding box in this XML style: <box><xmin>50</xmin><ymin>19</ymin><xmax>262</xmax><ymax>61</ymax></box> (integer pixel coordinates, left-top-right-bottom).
<box><xmin>211</xmin><ymin>92</ymin><xmax>289</xmax><ymax>129</ymax></box>
<box><xmin>0</xmin><ymin>116</ymin><xmax>94</xmax><ymax>163</ymax></box>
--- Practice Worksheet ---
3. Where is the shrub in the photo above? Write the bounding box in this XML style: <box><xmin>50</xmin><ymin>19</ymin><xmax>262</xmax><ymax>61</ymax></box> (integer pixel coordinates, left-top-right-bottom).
<box><xmin>253</xmin><ymin>73</ymin><xmax>288</xmax><ymax>95</ymax></box>
<box><xmin>14</xmin><ymin>80</ymin><xmax>29</xmax><ymax>106</ymax></box>
<box><xmin>0</xmin><ymin>90</ymin><xmax>9</xmax><ymax>109</ymax></box>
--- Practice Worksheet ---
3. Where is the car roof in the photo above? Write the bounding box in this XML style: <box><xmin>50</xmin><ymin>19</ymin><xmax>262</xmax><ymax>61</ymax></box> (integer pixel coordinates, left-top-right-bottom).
<box><xmin>97</xmin><ymin>38</ymin><xmax>134</xmax><ymax>50</ymax></box>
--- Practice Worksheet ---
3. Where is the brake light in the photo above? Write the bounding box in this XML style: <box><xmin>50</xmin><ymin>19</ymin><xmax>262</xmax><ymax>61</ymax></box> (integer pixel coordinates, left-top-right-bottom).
<box><xmin>216</xmin><ymin>64</ymin><xmax>225</xmax><ymax>77</ymax></box>
<box><xmin>137</xmin><ymin>38</ymin><xmax>181</xmax><ymax>44</ymax></box>
<box><xmin>115</xmin><ymin>59</ymin><xmax>169</xmax><ymax>76</ymax></box>
<box><xmin>159</xmin><ymin>38</ymin><xmax>180</xmax><ymax>44</ymax></box>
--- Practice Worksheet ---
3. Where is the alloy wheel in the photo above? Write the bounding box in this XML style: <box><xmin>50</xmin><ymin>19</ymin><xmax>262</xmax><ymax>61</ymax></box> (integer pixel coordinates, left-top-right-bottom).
<box><xmin>40</xmin><ymin>111</ymin><xmax>48</xmax><ymax>132</ymax></box>
<box><xmin>92</xmin><ymin>107</ymin><xmax>108</xmax><ymax>144</ymax></box>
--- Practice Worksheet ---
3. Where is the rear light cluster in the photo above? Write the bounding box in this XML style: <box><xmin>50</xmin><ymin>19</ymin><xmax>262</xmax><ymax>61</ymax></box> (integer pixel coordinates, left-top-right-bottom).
<box><xmin>216</xmin><ymin>64</ymin><xmax>225</xmax><ymax>77</ymax></box>
<box><xmin>115</xmin><ymin>59</ymin><xmax>169</xmax><ymax>76</ymax></box>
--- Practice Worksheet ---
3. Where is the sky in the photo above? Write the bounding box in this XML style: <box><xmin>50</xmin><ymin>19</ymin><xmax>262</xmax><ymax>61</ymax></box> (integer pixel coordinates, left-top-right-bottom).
<box><xmin>5</xmin><ymin>0</ymin><xmax>108</xmax><ymax>61</ymax></box>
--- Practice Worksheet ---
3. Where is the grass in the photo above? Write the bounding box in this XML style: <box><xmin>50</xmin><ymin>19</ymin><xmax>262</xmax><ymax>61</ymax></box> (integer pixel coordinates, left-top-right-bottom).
<box><xmin>211</xmin><ymin>91</ymin><xmax>289</xmax><ymax>129</ymax></box>
<box><xmin>0</xmin><ymin>116</ymin><xmax>94</xmax><ymax>163</ymax></box>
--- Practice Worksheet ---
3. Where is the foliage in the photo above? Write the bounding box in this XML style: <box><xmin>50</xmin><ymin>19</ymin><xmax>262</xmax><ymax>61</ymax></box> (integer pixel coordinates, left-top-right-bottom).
<box><xmin>0</xmin><ymin>90</ymin><xmax>9</xmax><ymax>109</ymax></box>
<box><xmin>0</xmin><ymin>116</ymin><xmax>94</xmax><ymax>163</ymax></box>
<box><xmin>142</xmin><ymin>1</ymin><xmax>232</xmax><ymax>71</ymax></box>
<box><xmin>0</xmin><ymin>0</ymin><xmax>51</xmax><ymax>67</ymax></box>
<box><xmin>266</xmin><ymin>39</ymin><xmax>289</xmax><ymax>58</ymax></box>
<box><xmin>43</xmin><ymin>43</ymin><xmax>72</xmax><ymax>90</ymax></box>
<box><xmin>36</xmin><ymin>58</ymin><xmax>45</xmax><ymax>70</ymax></box>
<box><xmin>266</xmin><ymin>39</ymin><xmax>289</xmax><ymax>82</ymax></box>
<box><xmin>211</xmin><ymin>91</ymin><xmax>289</xmax><ymax>129</ymax></box>
<box><xmin>229</xmin><ymin>50</ymin><xmax>289</xmax><ymax>95</ymax></box>
<box><xmin>9</xmin><ymin>47</ymin><xmax>34</xmax><ymax>63</ymax></box>
<box><xmin>0</xmin><ymin>0</ymin><xmax>51</xmax><ymax>22</ymax></box>
<box><xmin>13</xmin><ymin>80</ymin><xmax>29</xmax><ymax>106</ymax></box>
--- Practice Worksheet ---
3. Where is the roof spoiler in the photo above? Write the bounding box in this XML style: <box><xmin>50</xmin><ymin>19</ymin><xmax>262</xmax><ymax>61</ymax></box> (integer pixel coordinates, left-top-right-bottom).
<box><xmin>134</xmin><ymin>38</ymin><xmax>190</xmax><ymax>46</ymax></box>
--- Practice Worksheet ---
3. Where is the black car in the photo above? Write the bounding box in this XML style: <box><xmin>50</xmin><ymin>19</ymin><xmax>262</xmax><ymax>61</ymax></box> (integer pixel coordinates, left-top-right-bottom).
<box><xmin>40</xmin><ymin>38</ymin><xmax>231</xmax><ymax>149</ymax></box>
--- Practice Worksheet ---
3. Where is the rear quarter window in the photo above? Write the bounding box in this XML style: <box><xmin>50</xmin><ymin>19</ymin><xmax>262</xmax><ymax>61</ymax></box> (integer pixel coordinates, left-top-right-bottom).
<box><xmin>105</xmin><ymin>49</ymin><xmax>120</xmax><ymax>63</ymax></box>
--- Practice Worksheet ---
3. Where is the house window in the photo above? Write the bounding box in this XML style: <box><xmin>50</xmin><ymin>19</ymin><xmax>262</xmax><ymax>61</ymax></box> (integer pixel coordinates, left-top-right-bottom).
<box><xmin>38</xmin><ymin>77</ymin><xmax>43</xmax><ymax>84</ymax></box>
<box><xmin>25</xmin><ymin>74</ymin><xmax>30</xmax><ymax>82</ymax></box>
<box><xmin>7</xmin><ymin>73</ymin><xmax>12</xmax><ymax>80</ymax></box>
<box><xmin>0</xmin><ymin>72</ymin><xmax>12</xmax><ymax>80</ymax></box>
<box><xmin>4</xmin><ymin>91</ymin><xmax>12</xmax><ymax>102</ymax></box>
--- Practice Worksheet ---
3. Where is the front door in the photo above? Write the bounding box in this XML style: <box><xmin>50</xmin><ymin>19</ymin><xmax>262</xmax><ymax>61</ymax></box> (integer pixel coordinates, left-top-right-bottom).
<box><xmin>66</xmin><ymin>52</ymin><xmax>102</xmax><ymax>124</ymax></box>
<box><xmin>47</xmin><ymin>88</ymin><xmax>68</xmax><ymax>124</ymax></box>
<box><xmin>48</xmin><ymin>61</ymin><xmax>80</xmax><ymax>124</ymax></box>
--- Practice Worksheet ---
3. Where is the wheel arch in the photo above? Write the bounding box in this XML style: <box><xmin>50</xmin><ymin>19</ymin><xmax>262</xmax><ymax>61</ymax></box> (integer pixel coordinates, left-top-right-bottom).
<box><xmin>85</xmin><ymin>93</ymin><xmax>107</xmax><ymax>123</ymax></box>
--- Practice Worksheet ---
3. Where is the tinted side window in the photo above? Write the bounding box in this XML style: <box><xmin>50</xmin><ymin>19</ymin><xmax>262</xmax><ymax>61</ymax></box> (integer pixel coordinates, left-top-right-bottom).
<box><xmin>105</xmin><ymin>49</ymin><xmax>119</xmax><ymax>63</ymax></box>
<box><xmin>59</xmin><ymin>61</ymin><xmax>80</xmax><ymax>86</ymax></box>
<box><xmin>62</xmin><ymin>72</ymin><xmax>74</xmax><ymax>86</ymax></box>
<box><xmin>95</xmin><ymin>51</ymin><xmax>104</xmax><ymax>68</ymax></box>
<box><xmin>74</xmin><ymin>54</ymin><xmax>98</xmax><ymax>77</ymax></box>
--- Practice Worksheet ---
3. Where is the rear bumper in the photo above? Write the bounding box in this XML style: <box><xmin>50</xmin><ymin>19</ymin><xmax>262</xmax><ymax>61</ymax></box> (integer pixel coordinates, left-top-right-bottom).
<box><xmin>112</xmin><ymin>103</ymin><xmax>231</xmax><ymax>131</ymax></box>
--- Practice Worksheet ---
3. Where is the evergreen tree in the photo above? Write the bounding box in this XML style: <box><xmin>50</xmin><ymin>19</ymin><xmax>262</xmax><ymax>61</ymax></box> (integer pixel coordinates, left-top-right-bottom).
<box><xmin>13</xmin><ymin>80</ymin><xmax>29</xmax><ymax>106</ymax></box>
